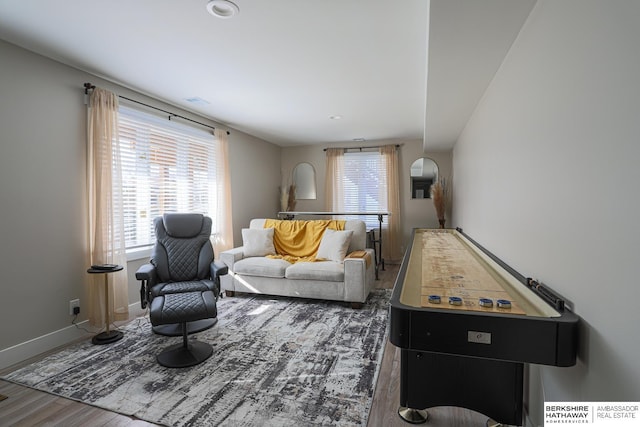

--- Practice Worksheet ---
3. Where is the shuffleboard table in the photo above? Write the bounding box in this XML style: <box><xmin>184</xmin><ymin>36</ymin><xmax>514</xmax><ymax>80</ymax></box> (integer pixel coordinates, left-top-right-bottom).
<box><xmin>389</xmin><ymin>228</ymin><xmax>579</xmax><ymax>426</ymax></box>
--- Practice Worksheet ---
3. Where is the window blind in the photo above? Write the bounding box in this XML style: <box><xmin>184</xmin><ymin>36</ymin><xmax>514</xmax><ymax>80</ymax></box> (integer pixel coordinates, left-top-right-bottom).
<box><xmin>118</xmin><ymin>105</ymin><xmax>218</xmax><ymax>249</ymax></box>
<box><xmin>342</xmin><ymin>151</ymin><xmax>388</xmax><ymax>229</ymax></box>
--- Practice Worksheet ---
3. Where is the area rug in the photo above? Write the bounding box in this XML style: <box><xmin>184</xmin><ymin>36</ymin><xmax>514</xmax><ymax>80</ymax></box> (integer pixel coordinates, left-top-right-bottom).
<box><xmin>3</xmin><ymin>289</ymin><xmax>391</xmax><ymax>426</ymax></box>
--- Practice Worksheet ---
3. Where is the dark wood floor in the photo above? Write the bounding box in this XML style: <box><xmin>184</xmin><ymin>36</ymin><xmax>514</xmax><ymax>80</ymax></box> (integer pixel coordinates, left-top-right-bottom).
<box><xmin>0</xmin><ymin>264</ymin><xmax>491</xmax><ymax>426</ymax></box>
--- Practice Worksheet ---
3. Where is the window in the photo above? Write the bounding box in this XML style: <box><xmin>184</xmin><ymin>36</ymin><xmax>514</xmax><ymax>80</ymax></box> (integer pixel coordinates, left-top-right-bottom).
<box><xmin>342</xmin><ymin>151</ymin><xmax>388</xmax><ymax>229</ymax></box>
<box><xmin>118</xmin><ymin>105</ymin><xmax>220</xmax><ymax>249</ymax></box>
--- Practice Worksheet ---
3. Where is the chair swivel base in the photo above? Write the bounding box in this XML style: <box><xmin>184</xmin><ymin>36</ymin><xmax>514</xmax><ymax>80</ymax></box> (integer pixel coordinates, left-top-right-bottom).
<box><xmin>152</xmin><ymin>318</ymin><xmax>217</xmax><ymax>337</ymax></box>
<box><xmin>92</xmin><ymin>330</ymin><xmax>124</xmax><ymax>345</ymax></box>
<box><xmin>157</xmin><ymin>339</ymin><xmax>213</xmax><ymax>368</ymax></box>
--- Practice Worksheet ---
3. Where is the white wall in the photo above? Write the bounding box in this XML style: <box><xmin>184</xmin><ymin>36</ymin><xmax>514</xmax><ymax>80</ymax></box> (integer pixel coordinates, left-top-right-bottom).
<box><xmin>452</xmin><ymin>0</ymin><xmax>640</xmax><ymax>424</ymax></box>
<box><xmin>228</xmin><ymin>131</ymin><xmax>282</xmax><ymax>245</ymax></box>
<box><xmin>0</xmin><ymin>40</ymin><xmax>89</xmax><ymax>357</ymax></box>
<box><xmin>0</xmin><ymin>40</ymin><xmax>281</xmax><ymax>368</ymax></box>
<box><xmin>401</xmin><ymin>143</ymin><xmax>453</xmax><ymax>252</ymax></box>
<box><xmin>280</xmin><ymin>140</ymin><xmax>453</xmax><ymax>259</ymax></box>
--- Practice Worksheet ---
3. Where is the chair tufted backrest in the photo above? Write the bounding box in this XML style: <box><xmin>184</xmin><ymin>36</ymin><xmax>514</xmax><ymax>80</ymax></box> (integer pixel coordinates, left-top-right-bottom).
<box><xmin>151</xmin><ymin>213</ymin><xmax>214</xmax><ymax>283</ymax></box>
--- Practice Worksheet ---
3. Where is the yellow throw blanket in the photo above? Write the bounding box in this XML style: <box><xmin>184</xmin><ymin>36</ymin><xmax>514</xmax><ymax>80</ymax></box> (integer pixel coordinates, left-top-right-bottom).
<box><xmin>264</xmin><ymin>219</ymin><xmax>346</xmax><ymax>263</ymax></box>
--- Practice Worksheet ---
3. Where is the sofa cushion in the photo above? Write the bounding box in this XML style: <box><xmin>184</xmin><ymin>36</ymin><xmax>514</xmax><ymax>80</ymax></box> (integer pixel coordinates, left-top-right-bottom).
<box><xmin>285</xmin><ymin>261</ymin><xmax>345</xmax><ymax>282</ymax></box>
<box><xmin>234</xmin><ymin>257</ymin><xmax>290</xmax><ymax>278</ymax></box>
<box><xmin>242</xmin><ymin>228</ymin><xmax>275</xmax><ymax>257</ymax></box>
<box><xmin>317</xmin><ymin>229</ymin><xmax>353</xmax><ymax>262</ymax></box>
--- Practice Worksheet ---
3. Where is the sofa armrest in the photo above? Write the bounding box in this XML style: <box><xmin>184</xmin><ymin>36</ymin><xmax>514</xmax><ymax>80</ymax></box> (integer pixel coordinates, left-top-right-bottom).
<box><xmin>219</xmin><ymin>247</ymin><xmax>245</xmax><ymax>272</ymax></box>
<box><xmin>343</xmin><ymin>248</ymin><xmax>375</xmax><ymax>303</ymax></box>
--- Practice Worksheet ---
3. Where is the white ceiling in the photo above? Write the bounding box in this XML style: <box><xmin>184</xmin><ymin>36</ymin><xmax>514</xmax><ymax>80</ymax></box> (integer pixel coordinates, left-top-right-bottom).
<box><xmin>0</xmin><ymin>0</ymin><xmax>535</xmax><ymax>149</ymax></box>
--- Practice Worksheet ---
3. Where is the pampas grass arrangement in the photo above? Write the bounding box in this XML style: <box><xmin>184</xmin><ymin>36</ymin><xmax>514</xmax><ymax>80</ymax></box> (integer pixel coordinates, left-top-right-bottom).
<box><xmin>280</xmin><ymin>187</ymin><xmax>289</xmax><ymax>212</ymax></box>
<box><xmin>279</xmin><ymin>184</ymin><xmax>297</xmax><ymax>212</ymax></box>
<box><xmin>430</xmin><ymin>179</ymin><xmax>447</xmax><ymax>228</ymax></box>
<box><xmin>287</xmin><ymin>184</ymin><xmax>296</xmax><ymax>211</ymax></box>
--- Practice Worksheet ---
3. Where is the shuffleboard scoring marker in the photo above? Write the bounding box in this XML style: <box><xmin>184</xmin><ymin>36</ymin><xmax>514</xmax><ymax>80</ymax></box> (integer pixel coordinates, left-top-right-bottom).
<box><xmin>479</xmin><ymin>298</ymin><xmax>494</xmax><ymax>308</ymax></box>
<box><xmin>497</xmin><ymin>299</ymin><xmax>512</xmax><ymax>309</ymax></box>
<box><xmin>449</xmin><ymin>296</ymin><xmax>463</xmax><ymax>306</ymax></box>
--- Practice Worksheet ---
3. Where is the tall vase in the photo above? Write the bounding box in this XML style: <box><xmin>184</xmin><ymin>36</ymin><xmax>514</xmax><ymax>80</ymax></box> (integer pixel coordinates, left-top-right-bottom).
<box><xmin>438</xmin><ymin>218</ymin><xmax>446</xmax><ymax>229</ymax></box>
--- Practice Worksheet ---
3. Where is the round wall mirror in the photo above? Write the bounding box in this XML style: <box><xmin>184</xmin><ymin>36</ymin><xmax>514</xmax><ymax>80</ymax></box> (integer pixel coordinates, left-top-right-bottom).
<box><xmin>293</xmin><ymin>162</ymin><xmax>317</xmax><ymax>200</ymax></box>
<box><xmin>410</xmin><ymin>157</ymin><xmax>438</xmax><ymax>199</ymax></box>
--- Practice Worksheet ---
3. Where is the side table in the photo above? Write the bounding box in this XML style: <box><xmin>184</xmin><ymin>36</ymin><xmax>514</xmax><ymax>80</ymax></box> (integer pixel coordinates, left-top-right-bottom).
<box><xmin>87</xmin><ymin>264</ymin><xmax>124</xmax><ymax>345</ymax></box>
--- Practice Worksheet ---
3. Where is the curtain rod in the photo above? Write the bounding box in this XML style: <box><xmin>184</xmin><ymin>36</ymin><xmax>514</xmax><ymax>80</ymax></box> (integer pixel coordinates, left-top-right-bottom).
<box><xmin>323</xmin><ymin>144</ymin><xmax>400</xmax><ymax>152</ymax></box>
<box><xmin>83</xmin><ymin>83</ymin><xmax>230</xmax><ymax>135</ymax></box>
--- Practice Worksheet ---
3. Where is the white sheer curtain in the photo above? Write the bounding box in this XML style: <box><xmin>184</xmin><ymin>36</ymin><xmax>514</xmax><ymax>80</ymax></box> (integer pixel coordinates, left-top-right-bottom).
<box><xmin>380</xmin><ymin>145</ymin><xmax>402</xmax><ymax>262</ymax></box>
<box><xmin>324</xmin><ymin>148</ymin><xmax>345</xmax><ymax>213</ymax></box>
<box><xmin>212</xmin><ymin>128</ymin><xmax>234</xmax><ymax>255</ymax></box>
<box><xmin>325</xmin><ymin>145</ymin><xmax>402</xmax><ymax>262</ymax></box>
<box><xmin>86</xmin><ymin>87</ymin><xmax>129</xmax><ymax>327</ymax></box>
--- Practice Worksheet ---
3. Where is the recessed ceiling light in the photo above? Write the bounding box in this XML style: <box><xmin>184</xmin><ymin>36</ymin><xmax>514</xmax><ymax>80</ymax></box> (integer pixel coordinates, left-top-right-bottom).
<box><xmin>206</xmin><ymin>0</ymin><xmax>239</xmax><ymax>19</ymax></box>
<box><xmin>329</xmin><ymin>115</ymin><xmax>342</xmax><ymax>120</ymax></box>
<box><xmin>352</xmin><ymin>138</ymin><xmax>366</xmax><ymax>142</ymax></box>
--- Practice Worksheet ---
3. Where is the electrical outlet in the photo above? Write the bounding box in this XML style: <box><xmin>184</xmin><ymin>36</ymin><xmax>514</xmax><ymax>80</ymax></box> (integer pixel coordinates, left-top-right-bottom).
<box><xmin>69</xmin><ymin>299</ymin><xmax>80</xmax><ymax>315</ymax></box>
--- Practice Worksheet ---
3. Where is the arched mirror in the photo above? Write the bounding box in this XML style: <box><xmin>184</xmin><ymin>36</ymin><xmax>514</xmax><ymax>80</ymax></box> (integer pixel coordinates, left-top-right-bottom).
<box><xmin>410</xmin><ymin>157</ymin><xmax>438</xmax><ymax>199</ymax></box>
<box><xmin>293</xmin><ymin>162</ymin><xmax>317</xmax><ymax>200</ymax></box>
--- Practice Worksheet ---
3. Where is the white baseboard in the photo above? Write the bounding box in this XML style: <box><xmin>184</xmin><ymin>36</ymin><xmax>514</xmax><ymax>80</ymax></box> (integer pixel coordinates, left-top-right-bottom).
<box><xmin>0</xmin><ymin>302</ymin><xmax>147</xmax><ymax>371</ymax></box>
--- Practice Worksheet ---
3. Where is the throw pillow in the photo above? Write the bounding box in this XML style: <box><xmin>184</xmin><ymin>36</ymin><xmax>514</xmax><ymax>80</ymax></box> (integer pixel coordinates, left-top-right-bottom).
<box><xmin>242</xmin><ymin>228</ymin><xmax>276</xmax><ymax>257</ymax></box>
<box><xmin>317</xmin><ymin>229</ymin><xmax>353</xmax><ymax>262</ymax></box>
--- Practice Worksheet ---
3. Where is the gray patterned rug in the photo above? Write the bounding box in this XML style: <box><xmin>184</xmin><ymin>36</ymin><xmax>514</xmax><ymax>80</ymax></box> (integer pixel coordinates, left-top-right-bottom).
<box><xmin>3</xmin><ymin>290</ymin><xmax>391</xmax><ymax>426</ymax></box>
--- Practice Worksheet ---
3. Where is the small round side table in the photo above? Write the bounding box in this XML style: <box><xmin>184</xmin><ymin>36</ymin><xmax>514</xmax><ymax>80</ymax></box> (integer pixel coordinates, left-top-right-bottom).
<box><xmin>87</xmin><ymin>265</ymin><xmax>124</xmax><ymax>345</ymax></box>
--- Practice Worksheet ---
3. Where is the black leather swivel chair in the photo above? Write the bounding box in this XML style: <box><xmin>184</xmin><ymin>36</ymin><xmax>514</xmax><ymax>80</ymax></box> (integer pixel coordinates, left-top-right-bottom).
<box><xmin>136</xmin><ymin>213</ymin><xmax>227</xmax><ymax>336</ymax></box>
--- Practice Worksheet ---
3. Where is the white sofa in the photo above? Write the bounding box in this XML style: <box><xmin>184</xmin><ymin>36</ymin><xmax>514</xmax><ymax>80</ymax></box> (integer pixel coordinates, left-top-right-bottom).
<box><xmin>219</xmin><ymin>218</ymin><xmax>376</xmax><ymax>307</ymax></box>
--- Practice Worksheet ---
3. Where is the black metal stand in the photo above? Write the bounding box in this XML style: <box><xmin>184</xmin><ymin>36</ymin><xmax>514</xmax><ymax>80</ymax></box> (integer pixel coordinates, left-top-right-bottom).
<box><xmin>91</xmin><ymin>330</ymin><xmax>124</xmax><ymax>345</ymax></box>
<box><xmin>87</xmin><ymin>265</ymin><xmax>125</xmax><ymax>345</ymax></box>
<box><xmin>156</xmin><ymin>320</ymin><xmax>216</xmax><ymax>368</ymax></box>
<box><xmin>368</xmin><ymin>213</ymin><xmax>386</xmax><ymax>279</ymax></box>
